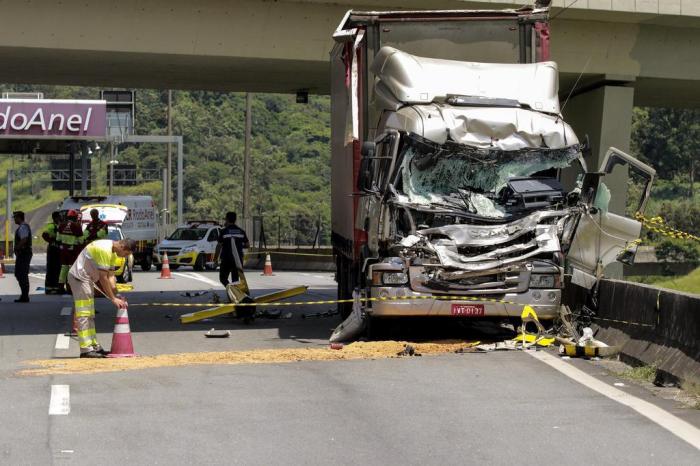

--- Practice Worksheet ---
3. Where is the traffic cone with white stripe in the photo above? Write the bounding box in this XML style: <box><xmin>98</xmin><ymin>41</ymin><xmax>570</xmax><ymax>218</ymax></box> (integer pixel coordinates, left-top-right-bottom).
<box><xmin>159</xmin><ymin>252</ymin><xmax>172</xmax><ymax>279</ymax></box>
<box><xmin>261</xmin><ymin>254</ymin><xmax>274</xmax><ymax>276</ymax></box>
<box><xmin>107</xmin><ymin>306</ymin><xmax>136</xmax><ymax>358</ymax></box>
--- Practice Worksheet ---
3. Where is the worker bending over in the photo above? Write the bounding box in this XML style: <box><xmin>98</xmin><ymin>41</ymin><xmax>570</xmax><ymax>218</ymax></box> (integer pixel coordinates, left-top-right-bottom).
<box><xmin>68</xmin><ymin>238</ymin><xmax>135</xmax><ymax>358</ymax></box>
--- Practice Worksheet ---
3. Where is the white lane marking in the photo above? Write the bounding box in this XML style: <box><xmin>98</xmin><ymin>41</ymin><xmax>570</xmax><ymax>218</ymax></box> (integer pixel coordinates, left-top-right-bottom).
<box><xmin>173</xmin><ymin>272</ymin><xmax>222</xmax><ymax>288</ymax></box>
<box><xmin>313</xmin><ymin>275</ymin><xmax>328</xmax><ymax>280</ymax></box>
<box><xmin>49</xmin><ymin>385</ymin><xmax>70</xmax><ymax>415</ymax></box>
<box><xmin>528</xmin><ymin>350</ymin><xmax>700</xmax><ymax>450</ymax></box>
<box><xmin>54</xmin><ymin>333</ymin><xmax>70</xmax><ymax>350</ymax></box>
<box><xmin>60</xmin><ymin>307</ymin><xmax>72</xmax><ymax>316</ymax></box>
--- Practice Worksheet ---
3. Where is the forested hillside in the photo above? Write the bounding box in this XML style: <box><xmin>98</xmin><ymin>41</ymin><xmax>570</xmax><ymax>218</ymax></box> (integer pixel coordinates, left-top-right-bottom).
<box><xmin>0</xmin><ymin>86</ymin><xmax>330</xmax><ymax>245</ymax></box>
<box><xmin>0</xmin><ymin>85</ymin><xmax>697</xmax><ymax>257</ymax></box>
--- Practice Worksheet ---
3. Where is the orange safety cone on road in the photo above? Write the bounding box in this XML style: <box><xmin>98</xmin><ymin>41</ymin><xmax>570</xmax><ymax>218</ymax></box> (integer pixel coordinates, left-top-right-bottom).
<box><xmin>159</xmin><ymin>252</ymin><xmax>172</xmax><ymax>279</ymax></box>
<box><xmin>107</xmin><ymin>306</ymin><xmax>136</xmax><ymax>358</ymax></box>
<box><xmin>261</xmin><ymin>253</ymin><xmax>275</xmax><ymax>276</ymax></box>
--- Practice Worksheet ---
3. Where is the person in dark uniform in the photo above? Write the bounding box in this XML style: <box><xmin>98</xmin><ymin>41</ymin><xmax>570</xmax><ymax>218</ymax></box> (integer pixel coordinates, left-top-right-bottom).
<box><xmin>12</xmin><ymin>211</ymin><xmax>32</xmax><ymax>303</ymax></box>
<box><xmin>41</xmin><ymin>211</ymin><xmax>62</xmax><ymax>294</ymax></box>
<box><xmin>216</xmin><ymin>212</ymin><xmax>249</xmax><ymax>287</ymax></box>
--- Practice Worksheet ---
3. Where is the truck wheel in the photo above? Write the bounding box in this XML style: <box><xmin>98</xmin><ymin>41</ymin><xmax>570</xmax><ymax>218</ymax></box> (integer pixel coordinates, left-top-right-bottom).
<box><xmin>193</xmin><ymin>254</ymin><xmax>205</xmax><ymax>271</ymax></box>
<box><xmin>337</xmin><ymin>255</ymin><xmax>354</xmax><ymax>320</ymax></box>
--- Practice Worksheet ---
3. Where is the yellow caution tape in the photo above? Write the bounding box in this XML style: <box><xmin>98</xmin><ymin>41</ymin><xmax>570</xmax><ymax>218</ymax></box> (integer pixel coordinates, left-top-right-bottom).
<box><xmin>244</xmin><ymin>251</ymin><xmax>333</xmax><ymax>258</ymax></box>
<box><xmin>634</xmin><ymin>213</ymin><xmax>700</xmax><ymax>242</ymax></box>
<box><xmin>589</xmin><ymin>316</ymin><xmax>654</xmax><ymax>328</ymax></box>
<box><xmin>130</xmin><ymin>294</ymin><xmax>557</xmax><ymax>309</ymax></box>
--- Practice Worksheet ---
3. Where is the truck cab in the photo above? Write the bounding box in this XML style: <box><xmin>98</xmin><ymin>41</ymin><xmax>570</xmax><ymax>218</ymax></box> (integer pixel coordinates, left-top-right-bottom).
<box><xmin>153</xmin><ymin>221</ymin><xmax>221</xmax><ymax>271</ymax></box>
<box><xmin>330</xmin><ymin>8</ymin><xmax>655</xmax><ymax>331</ymax></box>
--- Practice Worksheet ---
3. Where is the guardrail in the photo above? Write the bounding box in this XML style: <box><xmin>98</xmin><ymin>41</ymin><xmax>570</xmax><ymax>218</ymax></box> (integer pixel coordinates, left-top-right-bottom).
<box><xmin>590</xmin><ymin>279</ymin><xmax>700</xmax><ymax>386</ymax></box>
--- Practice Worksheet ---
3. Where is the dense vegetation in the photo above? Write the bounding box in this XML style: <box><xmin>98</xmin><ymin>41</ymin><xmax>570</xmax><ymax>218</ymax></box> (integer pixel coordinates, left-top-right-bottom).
<box><xmin>0</xmin><ymin>86</ymin><xmax>331</xmax><ymax>246</ymax></box>
<box><xmin>0</xmin><ymin>85</ymin><xmax>697</xmax><ymax>261</ymax></box>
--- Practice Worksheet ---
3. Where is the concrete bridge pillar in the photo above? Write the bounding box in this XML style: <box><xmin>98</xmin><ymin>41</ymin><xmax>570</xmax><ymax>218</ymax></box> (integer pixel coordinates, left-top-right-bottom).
<box><xmin>563</xmin><ymin>83</ymin><xmax>635</xmax><ymax>214</ymax></box>
<box><xmin>563</xmin><ymin>84</ymin><xmax>636</xmax><ymax>278</ymax></box>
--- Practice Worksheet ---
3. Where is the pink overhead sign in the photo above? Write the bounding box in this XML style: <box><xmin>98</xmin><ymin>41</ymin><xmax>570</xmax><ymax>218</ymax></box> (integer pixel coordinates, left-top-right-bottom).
<box><xmin>0</xmin><ymin>100</ymin><xmax>106</xmax><ymax>138</ymax></box>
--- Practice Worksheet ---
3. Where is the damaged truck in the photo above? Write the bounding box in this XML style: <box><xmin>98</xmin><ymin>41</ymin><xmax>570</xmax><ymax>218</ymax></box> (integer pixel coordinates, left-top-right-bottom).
<box><xmin>330</xmin><ymin>7</ymin><xmax>655</xmax><ymax>341</ymax></box>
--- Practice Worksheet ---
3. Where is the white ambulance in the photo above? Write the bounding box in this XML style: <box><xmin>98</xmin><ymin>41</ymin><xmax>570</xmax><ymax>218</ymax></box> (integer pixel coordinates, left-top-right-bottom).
<box><xmin>60</xmin><ymin>195</ymin><xmax>158</xmax><ymax>271</ymax></box>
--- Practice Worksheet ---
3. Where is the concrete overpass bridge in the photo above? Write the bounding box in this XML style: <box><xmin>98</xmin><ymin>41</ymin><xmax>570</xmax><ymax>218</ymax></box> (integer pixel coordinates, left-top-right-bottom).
<box><xmin>0</xmin><ymin>0</ymin><xmax>698</xmax><ymax>204</ymax></box>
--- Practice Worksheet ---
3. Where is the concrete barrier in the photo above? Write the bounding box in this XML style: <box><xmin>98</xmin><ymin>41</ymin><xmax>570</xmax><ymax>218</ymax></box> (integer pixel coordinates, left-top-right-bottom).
<box><xmin>243</xmin><ymin>248</ymin><xmax>335</xmax><ymax>272</ymax></box>
<box><xmin>593</xmin><ymin>279</ymin><xmax>700</xmax><ymax>386</ymax></box>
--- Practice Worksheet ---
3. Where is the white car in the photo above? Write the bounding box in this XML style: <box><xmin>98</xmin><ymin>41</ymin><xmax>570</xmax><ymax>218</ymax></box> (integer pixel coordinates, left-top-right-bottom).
<box><xmin>153</xmin><ymin>221</ymin><xmax>221</xmax><ymax>271</ymax></box>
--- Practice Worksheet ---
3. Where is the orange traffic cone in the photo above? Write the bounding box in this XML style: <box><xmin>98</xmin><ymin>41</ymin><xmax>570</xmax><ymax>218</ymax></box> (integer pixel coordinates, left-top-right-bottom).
<box><xmin>261</xmin><ymin>254</ymin><xmax>274</xmax><ymax>276</ymax></box>
<box><xmin>107</xmin><ymin>306</ymin><xmax>136</xmax><ymax>358</ymax></box>
<box><xmin>159</xmin><ymin>252</ymin><xmax>172</xmax><ymax>279</ymax></box>
<box><xmin>0</xmin><ymin>254</ymin><xmax>5</xmax><ymax>279</ymax></box>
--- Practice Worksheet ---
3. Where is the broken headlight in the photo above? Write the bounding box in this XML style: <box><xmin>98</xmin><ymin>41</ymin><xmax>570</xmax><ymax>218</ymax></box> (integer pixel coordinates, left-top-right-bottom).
<box><xmin>529</xmin><ymin>274</ymin><xmax>556</xmax><ymax>289</ymax></box>
<box><xmin>372</xmin><ymin>271</ymin><xmax>409</xmax><ymax>286</ymax></box>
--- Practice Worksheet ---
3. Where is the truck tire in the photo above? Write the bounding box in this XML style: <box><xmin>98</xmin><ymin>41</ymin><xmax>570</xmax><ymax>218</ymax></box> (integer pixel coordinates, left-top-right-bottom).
<box><xmin>337</xmin><ymin>255</ymin><xmax>354</xmax><ymax>320</ymax></box>
<box><xmin>193</xmin><ymin>254</ymin><xmax>205</xmax><ymax>271</ymax></box>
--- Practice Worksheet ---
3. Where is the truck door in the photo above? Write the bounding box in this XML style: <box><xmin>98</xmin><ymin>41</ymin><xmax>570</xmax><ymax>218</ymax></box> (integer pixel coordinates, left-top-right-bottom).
<box><xmin>566</xmin><ymin>148</ymin><xmax>656</xmax><ymax>285</ymax></box>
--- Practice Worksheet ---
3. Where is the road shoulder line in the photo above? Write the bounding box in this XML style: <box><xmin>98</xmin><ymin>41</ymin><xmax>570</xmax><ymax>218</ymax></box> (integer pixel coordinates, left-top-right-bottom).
<box><xmin>528</xmin><ymin>350</ymin><xmax>700</xmax><ymax>451</ymax></box>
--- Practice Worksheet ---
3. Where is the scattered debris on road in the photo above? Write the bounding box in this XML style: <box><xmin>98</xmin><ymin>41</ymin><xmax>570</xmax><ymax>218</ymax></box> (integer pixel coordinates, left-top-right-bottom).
<box><xmin>19</xmin><ymin>340</ymin><xmax>473</xmax><ymax>376</ymax></box>
<box><xmin>396</xmin><ymin>344</ymin><xmax>422</xmax><ymax>357</ymax></box>
<box><xmin>181</xmin><ymin>291</ymin><xmax>208</xmax><ymax>298</ymax></box>
<box><xmin>302</xmin><ymin>309</ymin><xmax>339</xmax><ymax>319</ymax></box>
<box><xmin>204</xmin><ymin>329</ymin><xmax>231</xmax><ymax>338</ymax></box>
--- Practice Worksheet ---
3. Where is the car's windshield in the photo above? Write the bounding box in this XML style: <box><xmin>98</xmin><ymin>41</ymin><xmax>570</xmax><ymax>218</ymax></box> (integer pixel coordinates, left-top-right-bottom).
<box><xmin>168</xmin><ymin>228</ymin><xmax>207</xmax><ymax>241</ymax></box>
<box><xmin>398</xmin><ymin>135</ymin><xmax>580</xmax><ymax>218</ymax></box>
<box><xmin>107</xmin><ymin>227</ymin><xmax>122</xmax><ymax>241</ymax></box>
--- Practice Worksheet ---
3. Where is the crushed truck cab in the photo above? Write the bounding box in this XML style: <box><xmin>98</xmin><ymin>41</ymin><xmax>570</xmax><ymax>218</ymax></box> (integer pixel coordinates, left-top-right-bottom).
<box><xmin>330</xmin><ymin>8</ymin><xmax>654</xmax><ymax>335</ymax></box>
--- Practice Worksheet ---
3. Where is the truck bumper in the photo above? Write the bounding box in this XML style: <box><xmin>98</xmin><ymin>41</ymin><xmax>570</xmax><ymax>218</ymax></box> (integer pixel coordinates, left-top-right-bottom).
<box><xmin>368</xmin><ymin>286</ymin><xmax>560</xmax><ymax>319</ymax></box>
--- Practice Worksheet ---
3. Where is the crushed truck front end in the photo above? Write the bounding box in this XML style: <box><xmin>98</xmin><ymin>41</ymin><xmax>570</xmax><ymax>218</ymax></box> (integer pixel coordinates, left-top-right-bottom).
<box><xmin>330</xmin><ymin>9</ymin><xmax>655</xmax><ymax>340</ymax></box>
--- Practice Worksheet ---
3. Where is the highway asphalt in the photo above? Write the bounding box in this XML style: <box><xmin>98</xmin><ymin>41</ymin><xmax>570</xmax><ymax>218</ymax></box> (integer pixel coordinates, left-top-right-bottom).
<box><xmin>1</xmin><ymin>257</ymin><xmax>699</xmax><ymax>465</ymax></box>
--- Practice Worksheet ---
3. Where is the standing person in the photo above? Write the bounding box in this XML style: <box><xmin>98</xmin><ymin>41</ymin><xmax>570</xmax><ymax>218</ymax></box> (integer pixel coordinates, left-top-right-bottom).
<box><xmin>12</xmin><ymin>211</ymin><xmax>32</xmax><ymax>302</ymax></box>
<box><xmin>68</xmin><ymin>238</ymin><xmax>135</xmax><ymax>358</ymax></box>
<box><xmin>41</xmin><ymin>211</ymin><xmax>63</xmax><ymax>294</ymax></box>
<box><xmin>216</xmin><ymin>212</ymin><xmax>249</xmax><ymax>287</ymax></box>
<box><xmin>57</xmin><ymin>209</ymin><xmax>84</xmax><ymax>291</ymax></box>
<box><xmin>84</xmin><ymin>208</ymin><xmax>108</xmax><ymax>245</ymax></box>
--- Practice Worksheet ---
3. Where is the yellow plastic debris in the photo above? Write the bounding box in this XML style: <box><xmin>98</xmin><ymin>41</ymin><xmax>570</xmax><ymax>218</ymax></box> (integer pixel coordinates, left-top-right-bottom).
<box><xmin>513</xmin><ymin>305</ymin><xmax>555</xmax><ymax>347</ymax></box>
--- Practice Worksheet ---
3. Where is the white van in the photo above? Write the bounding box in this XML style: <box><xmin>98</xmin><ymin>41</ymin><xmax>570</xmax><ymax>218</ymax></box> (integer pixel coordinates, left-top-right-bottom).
<box><xmin>60</xmin><ymin>195</ymin><xmax>158</xmax><ymax>271</ymax></box>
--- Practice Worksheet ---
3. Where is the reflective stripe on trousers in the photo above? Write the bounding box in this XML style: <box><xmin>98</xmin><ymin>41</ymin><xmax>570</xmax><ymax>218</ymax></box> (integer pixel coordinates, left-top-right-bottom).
<box><xmin>68</xmin><ymin>274</ymin><xmax>102</xmax><ymax>353</ymax></box>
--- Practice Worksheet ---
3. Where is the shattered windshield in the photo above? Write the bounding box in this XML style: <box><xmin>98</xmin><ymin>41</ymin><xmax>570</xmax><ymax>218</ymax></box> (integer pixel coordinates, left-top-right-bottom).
<box><xmin>168</xmin><ymin>228</ymin><xmax>207</xmax><ymax>241</ymax></box>
<box><xmin>399</xmin><ymin>135</ymin><xmax>580</xmax><ymax>217</ymax></box>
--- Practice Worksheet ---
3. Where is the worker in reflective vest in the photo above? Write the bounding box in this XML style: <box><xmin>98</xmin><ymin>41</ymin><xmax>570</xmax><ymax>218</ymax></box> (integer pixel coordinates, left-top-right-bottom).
<box><xmin>57</xmin><ymin>210</ymin><xmax>84</xmax><ymax>289</ymax></box>
<box><xmin>84</xmin><ymin>208</ymin><xmax>108</xmax><ymax>245</ymax></box>
<box><xmin>68</xmin><ymin>238</ymin><xmax>135</xmax><ymax>358</ymax></box>
<box><xmin>41</xmin><ymin>211</ymin><xmax>63</xmax><ymax>294</ymax></box>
